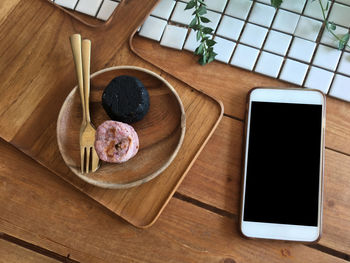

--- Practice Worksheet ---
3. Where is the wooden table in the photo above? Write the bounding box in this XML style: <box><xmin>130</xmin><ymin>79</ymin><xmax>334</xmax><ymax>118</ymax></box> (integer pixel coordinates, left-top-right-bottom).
<box><xmin>0</xmin><ymin>0</ymin><xmax>349</xmax><ymax>262</ymax></box>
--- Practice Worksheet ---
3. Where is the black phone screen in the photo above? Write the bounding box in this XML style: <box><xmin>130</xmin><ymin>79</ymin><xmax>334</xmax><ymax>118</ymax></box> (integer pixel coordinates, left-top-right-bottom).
<box><xmin>243</xmin><ymin>101</ymin><xmax>323</xmax><ymax>226</ymax></box>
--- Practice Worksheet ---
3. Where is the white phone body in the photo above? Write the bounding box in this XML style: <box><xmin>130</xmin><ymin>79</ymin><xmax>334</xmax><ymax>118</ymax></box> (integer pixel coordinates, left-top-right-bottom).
<box><xmin>240</xmin><ymin>88</ymin><xmax>325</xmax><ymax>242</ymax></box>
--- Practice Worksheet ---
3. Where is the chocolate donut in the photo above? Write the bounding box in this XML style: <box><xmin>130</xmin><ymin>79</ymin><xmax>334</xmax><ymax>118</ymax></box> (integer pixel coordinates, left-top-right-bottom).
<box><xmin>102</xmin><ymin>75</ymin><xmax>150</xmax><ymax>123</ymax></box>
<box><xmin>94</xmin><ymin>120</ymin><xmax>139</xmax><ymax>163</ymax></box>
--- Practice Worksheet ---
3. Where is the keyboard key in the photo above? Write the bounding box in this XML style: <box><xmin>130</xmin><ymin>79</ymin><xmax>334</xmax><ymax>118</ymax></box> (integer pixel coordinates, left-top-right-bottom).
<box><xmin>216</xmin><ymin>15</ymin><xmax>244</xmax><ymax>41</ymax></box>
<box><xmin>328</xmin><ymin>3</ymin><xmax>350</xmax><ymax>27</ymax></box>
<box><xmin>75</xmin><ymin>0</ymin><xmax>103</xmax><ymax>17</ymax></box>
<box><xmin>225</xmin><ymin>0</ymin><xmax>253</xmax><ymax>20</ymax></box>
<box><xmin>279</xmin><ymin>59</ymin><xmax>309</xmax><ymax>85</ymax></box>
<box><xmin>97</xmin><ymin>0</ymin><xmax>118</xmax><ymax>21</ymax></box>
<box><xmin>139</xmin><ymin>16</ymin><xmax>167</xmax><ymax>41</ymax></box>
<box><xmin>255</xmin><ymin>51</ymin><xmax>284</xmax><ymax>78</ymax></box>
<box><xmin>205</xmin><ymin>10</ymin><xmax>222</xmax><ymax>31</ymax></box>
<box><xmin>337</xmin><ymin>52</ymin><xmax>350</xmax><ymax>76</ymax></box>
<box><xmin>160</xmin><ymin>25</ymin><xmax>188</xmax><ymax>50</ymax></box>
<box><xmin>171</xmin><ymin>1</ymin><xmax>193</xmax><ymax>25</ymax></box>
<box><xmin>230</xmin><ymin>44</ymin><xmax>260</xmax><ymax>70</ymax></box>
<box><xmin>304</xmin><ymin>66</ymin><xmax>334</xmax><ymax>94</ymax></box>
<box><xmin>320</xmin><ymin>25</ymin><xmax>349</xmax><ymax>48</ymax></box>
<box><xmin>240</xmin><ymin>23</ymin><xmax>268</xmax><ymax>48</ymax></box>
<box><xmin>263</xmin><ymin>30</ymin><xmax>292</xmax><ymax>56</ymax></box>
<box><xmin>248</xmin><ymin>2</ymin><xmax>276</xmax><ymax>27</ymax></box>
<box><xmin>288</xmin><ymin>37</ymin><xmax>316</xmax><ymax>63</ymax></box>
<box><xmin>303</xmin><ymin>0</ymin><xmax>330</xmax><ymax>20</ymax></box>
<box><xmin>183</xmin><ymin>30</ymin><xmax>200</xmax><ymax>52</ymax></box>
<box><xmin>151</xmin><ymin>0</ymin><xmax>176</xmax><ymax>20</ymax></box>
<box><xmin>294</xmin><ymin>16</ymin><xmax>322</xmax><ymax>42</ymax></box>
<box><xmin>313</xmin><ymin>44</ymin><xmax>342</xmax><ymax>71</ymax></box>
<box><xmin>280</xmin><ymin>0</ymin><xmax>306</xmax><ymax>13</ymax></box>
<box><xmin>272</xmin><ymin>9</ymin><xmax>300</xmax><ymax>34</ymax></box>
<box><xmin>213</xmin><ymin>36</ymin><xmax>236</xmax><ymax>63</ymax></box>
<box><xmin>204</xmin><ymin>0</ymin><xmax>228</xmax><ymax>13</ymax></box>
<box><xmin>329</xmin><ymin>74</ymin><xmax>350</xmax><ymax>102</ymax></box>
<box><xmin>55</xmin><ymin>0</ymin><xmax>78</xmax><ymax>9</ymax></box>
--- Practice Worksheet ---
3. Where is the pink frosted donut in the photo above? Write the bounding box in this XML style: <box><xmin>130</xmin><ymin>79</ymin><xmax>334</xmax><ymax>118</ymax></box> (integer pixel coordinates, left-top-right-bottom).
<box><xmin>94</xmin><ymin>120</ymin><xmax>139</xmax><ymax>163</ymax></box>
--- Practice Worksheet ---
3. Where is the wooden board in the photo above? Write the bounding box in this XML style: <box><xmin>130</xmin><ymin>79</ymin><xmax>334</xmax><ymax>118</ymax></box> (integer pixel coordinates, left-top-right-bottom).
<box><xmin>0</xmin><ymin>0</ymin><xmax>222</xmax><ymax>228</ymax></box>
<box><xmin>0</xmin><ymin>239</ymin><xmax>59</xmax><ymax>263</ymax></box>
<box><xmin>0</xmin><ymin>140</ymin><xmax>348</xmax><ymax>262</ymax></box>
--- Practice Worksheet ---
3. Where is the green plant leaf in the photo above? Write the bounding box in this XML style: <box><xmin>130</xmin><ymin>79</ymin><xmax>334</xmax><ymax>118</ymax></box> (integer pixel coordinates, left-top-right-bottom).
<box><xmin>202</xmin><ymin>27</ymin><xmax>213</xmax><ymax>34</ymax></box>
<box><xmin>200</xmin><ymin>17</ymin><xmax>211</xmax><ymax>23</ymax></box>
<box><xmin>195</xmin><ymin>43</ymin><xmax>204</xmax><ymax>55</ymax></box>
<box><xmin>327</xmin><ymin>21</ymin><xmax>336</xmax><ymax>31</ymax></box>
<box><xmin>339</xmin><ymin>33</ymin><xmax>350</xmax><ymax>50</ymax></box>
<box><xmin>189</xmin><ymin>17</ymin><xmax>197</xmax><ymax>27</ymax></box>
<box><xmin>270</xmin><ymin>0</ymin><xmax>283</xmax><ymax>8</ymax></box>
<box><xmin>185</xmin><ymin>0</ymin><xmax>196</xmax><ymax>10</ymax></box>
<box><xmin>196</xmin><ymin>30</ymin><xmax>201</xmax><ymax>41</ymax></box>
<box><xmin>197</xmin><ymin>5</ymin><xmax>207</xmax><ymax>15</ymax></box>
<box><xmin>207</xmin><ymin>39</ymin><xmax>216</xmax><ymax>46</ymax></box>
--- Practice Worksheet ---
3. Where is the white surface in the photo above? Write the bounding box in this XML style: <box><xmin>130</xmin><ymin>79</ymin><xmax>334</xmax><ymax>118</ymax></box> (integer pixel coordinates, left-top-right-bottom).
<box><xmin>75</xmin><ymin>0</ymin><xmax>103</xmax><ymax>16</ymax></box>
<box><xmin>139</xmin><ymin>16</ymin><xmax>167</xmax><ymax>41</ymax></box>
<box><xmin>213</xmin><ymin>36</ymin><xmax>236</xmax><ymax>63</ymax></box>
<box><xmin>337</xmin><ymin>52</ymin><xmax>350</xmax><ymax>76</ymax></box>
<box><xmin>305</xmin><ymin>66</ymin><xmax>334</xmax><ymax>94</ymax></box>
<box><xmin>280</xmin><ymin>0</ymin><xmax>306</xmax><ymax>13</ymax></box>
<box><xmin>241</xmin><ymin>222</ymin><xmax>320</xmax><ymax>242</ymax></box>
<box><xmin>240</xmin><ymin>23</ymin><xmax>268</xmax><ymax>48</ymax></box>
<box><xmin>288</xmin><ymin>37</ymin><xmax>316</xmax><ymax>63</ymax></box>
<box><xmin>171</xmin><ymin>1</ymin><xmax>193</xmax><ymax>25</ymax></box>
<box><xmin>183</xmin><ymin>30</ymin><xmax>200</xmax><ymax>52</ymax></box>
<box><xmin>248</xmin><ymin>2</ymin><xmax>276</xmax><ymax>27</ymax></box>
<box><xmin>230</xmin><ymin>44</ymin><xmax>260</xmax><ymax>70</ymax></box>
<box><xmin>320</xmin><ymin>25</ymin><xmax>349</xmax><ymax>48</ymax></box>
<box><xmin>330</xmin><ymin>74</ymin><xmax>350</xmax><ymax>102</ymax></box>
<box><xmin>205</xmin><ymin>10</ymin><xmax>222</xmax><ymax>31</ymax></box>
<box><xmin>313</xmin><ymin>44</ymin><xmax>342</xmax><ymax>71</ymax></box>
<box><xmin>97</xmin><ymin>0</ymin><xmax>118</xmax><ymax>21</ymax></box>
<box><xmin>328</xmin><ymin>3</ymin><xmax>350</xmax><ymax>27</ymax></box>
<box><xmin>249</xmin><ymin>88</ymin><xmax>325</xmax><ymax>104</ymax></box>
<box><xmin>204</xmin><ymin>0</ymin><xmax>228</xmax><ymax>12</ymax></box>
<box><xmin>272</xmin><ymin>9</ymin><xmax>300</xmax><ymax>34</ymax></box>
<box><xmin>55</xmin><ymin>0</ymin><xmax>78</xmax><ymax>9</ymax></box>
<box><xmin>225</xmin><ymin>0</ymin><xmax>253</xmax><ymax>20</ymax></box>
<box><xmin>255</xmin><ymin>51</ymin><xmax>284</xmax><ymax>77</ymax></box>
<box><xmin>216</xmin><ymin>15</ymin><xmax>244</xmax><ymax>41</ymax></box>
<box><xmin>160</xmin><ymin>24</ymin><xmax>188</xmax><ymax>50</ymax></box>
<box><xmin>263</xmin><ymin>30</ymin><xmax>292</xmax><ymax>56</ymax></box>
<box><xmin>151</xmin><ymin>0</ymin><xmax>176</xmax><ymax>20</ymax></box>
<box><xmin>294</xmin><ymin>16</ymin><xmax>322</xmax><ymax>42</ymax></box>
<box><xmin>304</xmin><ymin>0</ymin><xmax>330</xmax><ymax>20</ymax></box>
<box><xmin>279</xmin><ymin>59</ymin><xmax>309</xmax><ymax>85</ymax></box>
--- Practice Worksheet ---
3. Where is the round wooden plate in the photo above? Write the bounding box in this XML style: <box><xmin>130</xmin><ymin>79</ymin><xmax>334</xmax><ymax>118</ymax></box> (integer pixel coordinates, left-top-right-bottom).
<box><xmin>57</xmin><ymin>66</ymin><xmax>186</xmax><ymax>189</ymax></box>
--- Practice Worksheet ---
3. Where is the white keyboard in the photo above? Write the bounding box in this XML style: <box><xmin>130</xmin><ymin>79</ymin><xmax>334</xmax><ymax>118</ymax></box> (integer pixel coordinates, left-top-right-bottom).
<box><xmin>52</xmin><ymin>0</ymin><xmax>350</xmax><ymax>102</ymax></box>
<box><xmin>52</xmin><ymin>0</ymin><xmax>121</xmax><ymax>21</ymax></box>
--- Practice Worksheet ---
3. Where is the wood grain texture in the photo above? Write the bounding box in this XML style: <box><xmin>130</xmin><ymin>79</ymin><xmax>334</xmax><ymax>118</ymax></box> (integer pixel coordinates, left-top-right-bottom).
<box><xmin>0</xmin><ymin>0</ymin><xmax>222</xmax><ymax>227</ymax></box>
<box><xmin>0</xmin><ymin>0</ymin><xmax>21</xmax><ymax>25</ymax></box>
<box><xmin>131</xmin><ymin>36</ymin><xmax>350</xmax><ymax>156</ymax></box>
<box><xmin>178</xmin><ymin>117</ymin><xmax>350</xmax><ymax>254</ymax></box>
<box><xmin>58</xmin><ymin>66</ymin><xmax>186</xmax><ymax>188</ymax></box>
<box><xmin>0</xmin><ymin>140</ymin><xmax>347</xmax><ymax>263</ymax></box>
<box><xmin>0</xmin><ymin>239</ymin><xmax>58</xmax><ymax>263</ymax></box>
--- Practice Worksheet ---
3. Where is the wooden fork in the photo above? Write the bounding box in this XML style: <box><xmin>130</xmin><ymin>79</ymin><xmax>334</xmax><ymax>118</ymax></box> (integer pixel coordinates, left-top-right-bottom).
<box><xmin>70</xmin><ymin>34</ymin><xmax>100</xmax><ymax>173</ymax></box>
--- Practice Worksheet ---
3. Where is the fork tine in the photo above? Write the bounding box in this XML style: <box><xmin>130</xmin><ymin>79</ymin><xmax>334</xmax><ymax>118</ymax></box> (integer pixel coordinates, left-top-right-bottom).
<box><xmin>91</xmin><ymin>147</ymin><xmax>99</xmax><ymax>172</ymax></box>
<box><xmin>85</xmin><ymin>146</ymin><xmax>90</xmax><ymax>173</ymax></box>
<box><xmin>80</xmin><ymin>147</ymin><xmax>85</xmax><ymax>174</ymax></box>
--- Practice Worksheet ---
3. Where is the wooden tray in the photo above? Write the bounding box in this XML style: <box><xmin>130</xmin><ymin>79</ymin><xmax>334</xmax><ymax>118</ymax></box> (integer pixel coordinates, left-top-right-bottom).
<box><xmin>54</xmin><ymin>64</ymin><xmax>223</xmax><ymax>228</ymax></box>
<box><xmin>0</xmin><ymin>0</ymin><xmax>223</xmax><ymax>228</ymax></box>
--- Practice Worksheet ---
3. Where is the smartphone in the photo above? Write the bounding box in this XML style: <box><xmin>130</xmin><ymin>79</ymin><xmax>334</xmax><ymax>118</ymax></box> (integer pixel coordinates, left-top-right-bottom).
<box><xmin>240</xmin><ymin>87</ymin><xmax>325</xmax><ymax>242</ymax></box>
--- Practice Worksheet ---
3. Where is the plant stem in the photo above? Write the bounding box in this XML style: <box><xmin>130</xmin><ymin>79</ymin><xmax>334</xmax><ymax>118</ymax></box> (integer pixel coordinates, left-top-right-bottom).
<box><xmin>318</xmin><ymin>0</ymin><xmax>350</xmax><ymax>49</ymax></box>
